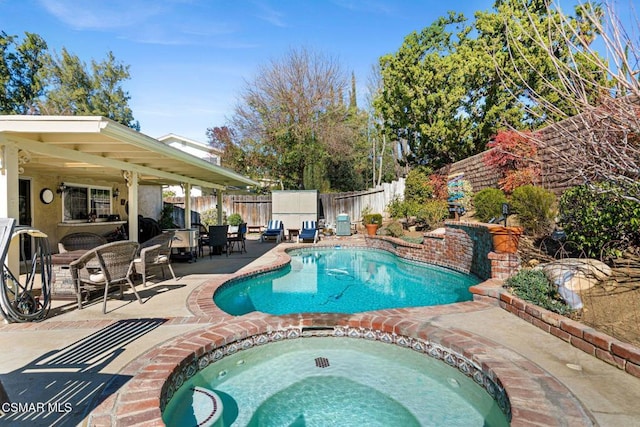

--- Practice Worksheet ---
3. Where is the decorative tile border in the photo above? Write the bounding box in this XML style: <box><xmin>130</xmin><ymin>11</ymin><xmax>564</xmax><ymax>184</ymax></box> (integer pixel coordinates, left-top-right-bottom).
<box><xmin>159</xmin><ymin>326</ymin><xmax>511</xmax><ymax>420</ymax></box>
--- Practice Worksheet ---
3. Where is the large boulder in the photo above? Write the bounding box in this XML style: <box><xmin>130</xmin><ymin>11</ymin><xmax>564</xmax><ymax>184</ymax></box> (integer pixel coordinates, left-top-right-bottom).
<box><xmin>541</xmin><ymin>258</ymin><xmax>612</xmax><ymax>292</ymax></box>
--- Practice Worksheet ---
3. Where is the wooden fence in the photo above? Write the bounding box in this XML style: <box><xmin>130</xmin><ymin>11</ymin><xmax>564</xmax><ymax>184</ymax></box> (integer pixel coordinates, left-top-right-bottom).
<box><xmin>165</xmin><ymin>178</ymin><xmax>405</xmax><ymax>228</ymax></box>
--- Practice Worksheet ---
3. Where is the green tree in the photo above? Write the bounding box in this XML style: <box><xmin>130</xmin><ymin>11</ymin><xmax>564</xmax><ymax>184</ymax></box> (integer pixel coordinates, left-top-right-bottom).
<box><xmin>0</xmin><ymin>31</ymin><xmax>48</xmax><ymax>114</ymax></box>
<box><xmin>88</xmin><ymin>51</ymin><xmax>139</xmax><ymax>130</ymax></box>
<box><xmin>40</xmin><ymin>48</ymin><xmax>138</xmax><ymax>129</ymax></box>
<box><xmin>375</xmin><ymin>13</ymin><xmax>480</xmax><ymax>169</ymax></box>
<box><xmin>374</xmin><ymin>2</ymin><xmax>607</xmax><ymax>170</ymax></box>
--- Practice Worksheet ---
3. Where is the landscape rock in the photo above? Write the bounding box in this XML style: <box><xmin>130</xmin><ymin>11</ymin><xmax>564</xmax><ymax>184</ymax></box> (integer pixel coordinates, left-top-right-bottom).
<box><xmin>541</xmin><ymin>258</ymin><xmax>612</xmax><ymax>291</ymax></box>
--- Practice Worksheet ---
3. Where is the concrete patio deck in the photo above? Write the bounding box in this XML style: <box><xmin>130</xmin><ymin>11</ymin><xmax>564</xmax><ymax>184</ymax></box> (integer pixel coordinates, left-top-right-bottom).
<box><xmin>0</xmin><ymin>234</ymin><xmax>639</xmax><ymax>426</ymax></box>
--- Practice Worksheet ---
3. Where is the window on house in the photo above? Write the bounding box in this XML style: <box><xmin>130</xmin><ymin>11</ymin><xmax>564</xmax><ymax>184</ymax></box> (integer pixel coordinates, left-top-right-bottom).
<box><xmin>62</xmin><ymin>184</ymin><xmax>112</xmax><ymax>222</ymax></box>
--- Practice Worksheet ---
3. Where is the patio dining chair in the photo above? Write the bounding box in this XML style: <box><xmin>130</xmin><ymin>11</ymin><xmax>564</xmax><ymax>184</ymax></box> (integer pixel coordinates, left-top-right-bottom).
<box><xmin>298</xmin><ymin>220</ymin><xmax>319</xmax><ymax>243</ymax></box>
<box><xmin>261</xmin><ymin>220</ymin><xmax>284</xmax><ymax>243</ymax></box>
<box><xmin>227</xmin><ymin>223</ymin><xmax>247</xmax><ymax>254</ymax></box>
<box><xmin>69</xmin><ymin>241</ymin><xmax>141</xmax><ymax>314</ymax></box>
<box><xmin>208</xmin><ymin>225</ymin><xmax>229</xmax><ymax>257</ymax></box>
<box><xmin>133</xmin><ymin>231</ymin><xmax>176</xmax><ymax>287</ymax></box>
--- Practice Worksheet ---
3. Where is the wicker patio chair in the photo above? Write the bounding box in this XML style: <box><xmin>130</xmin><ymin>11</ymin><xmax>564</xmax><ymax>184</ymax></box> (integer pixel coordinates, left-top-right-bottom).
<box><xmin>59</xmin><ymin>232</ymin><xmax>107</xmax><ymax>253</ymax></box>
<box><xmin>69</xmin><ymin>241</ymin><xmax>141</xmax><ymax>314</ymax></box>
<box><xmin>133</xmin><ymin>231</ymin><xmax>176</xmax><ymax>286</ymax></box>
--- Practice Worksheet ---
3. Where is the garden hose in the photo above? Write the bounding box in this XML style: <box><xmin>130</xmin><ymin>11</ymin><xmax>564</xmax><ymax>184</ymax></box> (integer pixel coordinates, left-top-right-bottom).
<box><xmin>0</xmin><ymin>226</ymin><xmax>53</xmax><ymax>323</ymax></box>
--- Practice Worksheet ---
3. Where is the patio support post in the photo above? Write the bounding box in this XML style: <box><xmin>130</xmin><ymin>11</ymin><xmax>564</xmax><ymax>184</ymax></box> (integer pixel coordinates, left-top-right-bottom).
<box><xmin>0</xmin><ymin>138</ymin><xmax>20</xmax><ymax>273</ymax></box>
<box><xmin>124</xmin><ymin>171</ymin><xmax>139</xmax><ymax>242</ymax></box>
<box><xmin>217</xmin><ymin>190</ymin><xmax>223</xmax><ymax>225</ymax></box>
<box><xmin>184</xmin><ymin>183</ymin><xmax>192</xmax><ymax>229</ymax></box>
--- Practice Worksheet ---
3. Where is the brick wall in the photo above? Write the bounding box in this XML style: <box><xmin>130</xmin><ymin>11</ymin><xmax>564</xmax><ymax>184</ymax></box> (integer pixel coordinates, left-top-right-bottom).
<box><xmin>443</xmin><ymin>114</ymin><xmax>591</xmax><ymax>196</ymax></box>
<box><xmin>366</xmin><ymin>221</ymin><xmax>520</xmax><ymax>280</ymax></box>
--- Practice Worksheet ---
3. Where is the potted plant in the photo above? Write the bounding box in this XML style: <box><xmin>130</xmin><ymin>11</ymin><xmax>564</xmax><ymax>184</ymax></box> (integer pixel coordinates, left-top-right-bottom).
<box><xmin>488</xmin><ymin>225</ymin><xmax>523</xmax><ymax>253</ymax></box>
<box><xmin>362</xmin><ymin>213</ymin><xmax>383</xmax><ymax>236</ymax></box>
<box><xmin>227</xmin><ymin>213</ymin><xmax>243</xmax><ymax>233</ymax></box>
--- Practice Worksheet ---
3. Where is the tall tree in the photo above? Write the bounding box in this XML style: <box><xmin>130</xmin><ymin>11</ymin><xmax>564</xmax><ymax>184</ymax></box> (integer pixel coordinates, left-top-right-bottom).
<box><xmin>374</xmin><ymin>2</ymin><xmax>607</xmax><ymax>169</ymax></box>
<box><xmin>231</xmin><ymin>47</ymin><xmax>367</xmax><ymax>190</ymax></box>
<box><xmin>206</xmin><ymin>126</ymin><xmax>246</xmax><ymax>172</ymax></box>
<box><xmin>375</xmin><ymin>13</ymin><xmax>480</xmax><ymax>169</ymax></box>
<box><xmin>0</xmin><ymin>31</ymin><xmax>48</xmax><ymax>114</ymax></box>
<box><xmin>39</xmin><ymin>48</ymin><xmax>138</xmax><ymax>129</ymax></box>
<box><xmin>89</xmin><ymin>51</ymin><xmax>138</xmax><ymax>130</ymax></box>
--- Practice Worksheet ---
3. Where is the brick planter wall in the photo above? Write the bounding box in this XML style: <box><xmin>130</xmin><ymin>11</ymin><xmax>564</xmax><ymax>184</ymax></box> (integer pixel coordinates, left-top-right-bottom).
<box><xmin>367</xmin><ymin>221</ymin><xmax>521</xmax><ymax>281</ymax></box>
<box><xmin>470</xmin><ymin>281</ymin><xmax>640</xmax><ymax>379</ymax></box>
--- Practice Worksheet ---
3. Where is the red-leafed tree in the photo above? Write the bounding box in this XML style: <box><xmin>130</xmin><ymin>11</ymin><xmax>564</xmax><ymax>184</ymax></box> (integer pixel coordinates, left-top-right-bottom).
<box><xmin>484</xmin><ymin>130</ymin><xmax>539</xmax><ymax>193</ymax></box>
<box><xmin>206</xmin><ymin>126</ymin><xmax>247</xmax><ymax>173</ymax></box>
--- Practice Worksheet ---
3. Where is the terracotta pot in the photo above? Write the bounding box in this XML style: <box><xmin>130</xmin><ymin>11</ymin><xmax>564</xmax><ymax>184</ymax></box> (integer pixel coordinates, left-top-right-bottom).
<box><xmin>489</xmin><ymin>226</ymin><xmax>523</xmax><ymax>253</ymax></box>
<box><xmin>365</xmin><ymin>223</ymin><xmax>379</xmax><ymax>236</ymax></box>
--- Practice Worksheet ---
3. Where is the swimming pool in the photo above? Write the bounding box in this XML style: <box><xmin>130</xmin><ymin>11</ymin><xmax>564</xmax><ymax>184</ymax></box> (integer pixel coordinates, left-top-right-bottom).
<box><xmin>214</xmin><ymin>247</ymin><xmax>479</xmax><ymax>315</ymax></box>
<box><xmin>162</xmin><ymin>337</ymin><xmax>509</xmax><ymax>426</ymax></box>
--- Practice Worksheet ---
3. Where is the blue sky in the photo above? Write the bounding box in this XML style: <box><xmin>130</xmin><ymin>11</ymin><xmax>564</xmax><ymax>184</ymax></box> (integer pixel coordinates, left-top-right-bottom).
<box><xmin>1</xmin><ymin>0</ymin><xmax>499</xmax><ymax>141</ymax></box>
<box><xmin>0</xmin><ymin>0</ymin><xmax>636</xmax><ymax>143</ymax></box>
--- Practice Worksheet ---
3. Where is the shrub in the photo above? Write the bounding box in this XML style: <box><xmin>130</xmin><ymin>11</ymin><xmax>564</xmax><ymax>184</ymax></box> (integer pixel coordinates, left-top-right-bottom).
<box><xmin>510</xmin><ymin>185</ymin><xmax>556</xmax><ymax>237</ymax></box>
<box><xmin>382</xmin><ymin>221</ymin><xmax>405</xmax><ymax>238</ymax></box>
<box><xmin>362</xmin><ymin>213</ymin><xmax>383</xmax><ymax>226</ymax></box>
<box><xmin>416</xmin><ymin>200</ymin><xmax>449</xmax><ymax>230</ymax></box>
<box><xmin>200</xmin><ymin>208</ymin><xmax>224</xmax><ymax>226</ymax></box>
<box><xmin>504</xmin><ymin>269</ymin><xmax>572</xmax><ymax>315</ymax></box>
<box><xmin>472</xmin><ymin>188</ymin><xmax>507</xmax><ymax>222</ymax></box>
<box><xmin>386</xmin><ymin>196</ymin><xmax>408</xmax><ymax>219</ymax></box>
<box><xmin>428</xmin><ymin>173</ymin><xmax>449</xmax><ymax>201</ymax></box>
<box><xmin>227</xmin><ymin>213</ymin><xmax>243</xmax><ymax>226</ymax></box>
<box><xmin>483</xmin><ymin>130</ymin><xmax>539</xmax><ymax>193</ymax></box>
<box><xmin>559</xmin><ymin>183</ymin><xmax>640</xmax><ymax>258</ymax></box>
<box><xmin>405</xmin><ymin>168</ymin><xmax>434</xmax><ymax>204</ymax></box>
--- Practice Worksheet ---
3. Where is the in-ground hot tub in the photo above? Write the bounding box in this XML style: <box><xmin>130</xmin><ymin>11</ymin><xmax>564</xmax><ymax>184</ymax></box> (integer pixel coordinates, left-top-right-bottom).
<box><xmin>162</xmin><ymin>331</ymin><xmax>510</xmax><ymax>426</ymax></box>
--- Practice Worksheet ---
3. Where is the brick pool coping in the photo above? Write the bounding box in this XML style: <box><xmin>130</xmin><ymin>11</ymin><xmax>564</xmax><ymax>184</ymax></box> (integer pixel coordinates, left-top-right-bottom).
<box><xmin>86</xmin><ymin>242</ymin><xmax>597</xmax><ymax>426</ymax></box>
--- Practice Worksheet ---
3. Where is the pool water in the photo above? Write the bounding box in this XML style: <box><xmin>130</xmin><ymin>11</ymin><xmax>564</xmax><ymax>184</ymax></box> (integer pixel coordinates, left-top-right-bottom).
<box><xmin>162</xmin><ymin>337</ymin><xmax>509</xmax><ymax>426</ymax></box>
<box><xmin>214</xmin><ymin>248</ymin><xmax>479</xmax><ymax>315</ymax></box>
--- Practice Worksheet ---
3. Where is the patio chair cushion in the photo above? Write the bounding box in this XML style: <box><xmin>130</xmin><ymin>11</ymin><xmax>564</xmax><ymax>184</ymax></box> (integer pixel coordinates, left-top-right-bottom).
<box><xmin>89</xmin><ymin>271</ymin><xmax>105</xmax><ymax>283</ymax></box>
<box><xmin>298</xmin><ymin>221</ymin><xmax>319</xmax><ymax>243</ymax></box>
<box><xmin>261</xmin><ymin>220</ymin><xmax>284</xmax><ymax>243</ymax></box>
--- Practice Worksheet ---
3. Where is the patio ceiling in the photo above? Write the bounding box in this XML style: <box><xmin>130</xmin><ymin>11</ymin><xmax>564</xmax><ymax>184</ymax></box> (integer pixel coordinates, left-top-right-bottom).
<box><xmin>0</xmin><ymin>115</ymin><xmax>258</xmax><ymax>190</ymax></box>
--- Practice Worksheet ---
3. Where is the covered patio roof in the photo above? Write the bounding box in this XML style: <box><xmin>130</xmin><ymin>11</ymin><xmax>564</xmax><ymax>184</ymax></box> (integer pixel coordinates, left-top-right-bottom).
<box><xmin>0</xmin><ymin>115</ymin><xmax>258</xmax><ymax>190</ymax></box>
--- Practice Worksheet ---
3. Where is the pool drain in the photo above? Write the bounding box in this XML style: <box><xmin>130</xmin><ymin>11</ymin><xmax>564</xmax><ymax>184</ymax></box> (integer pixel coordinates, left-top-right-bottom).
<box><xmin>315</xmin><ymin>357</ymin><xmax>330</xmax><ymax>368</ymax></box>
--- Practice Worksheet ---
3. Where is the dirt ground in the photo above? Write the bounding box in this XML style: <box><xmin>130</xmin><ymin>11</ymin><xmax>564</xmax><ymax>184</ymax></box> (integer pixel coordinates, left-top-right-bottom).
<box><xmin>571</xmin><ymin>278</ymin><xmax>640</xmax><ymax>347</ymax></box>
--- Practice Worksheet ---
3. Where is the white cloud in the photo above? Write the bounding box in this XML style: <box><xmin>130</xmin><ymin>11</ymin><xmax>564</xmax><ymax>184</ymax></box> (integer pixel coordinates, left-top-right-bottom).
<box><xmin>252</xmin><ymin>1</ymin><xmax>287</xmax><ymax>28</ymax></box>
<box><xmin>38</xmin><ymin>0</ymin><xmax>164</xmax><ymax>30</ymax></box>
